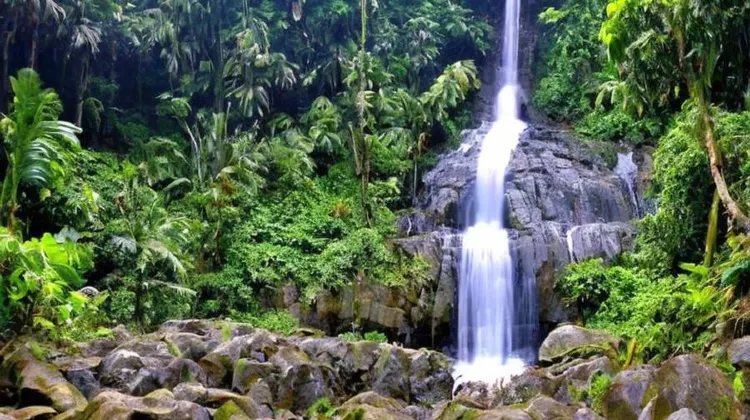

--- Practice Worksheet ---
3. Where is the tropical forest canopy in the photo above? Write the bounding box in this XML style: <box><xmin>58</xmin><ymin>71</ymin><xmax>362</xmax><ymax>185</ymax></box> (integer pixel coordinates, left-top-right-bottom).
<box><xmin>2</xmin><ymin>0</ymin><xmax>750</xmax><ymax>367</ymax></box>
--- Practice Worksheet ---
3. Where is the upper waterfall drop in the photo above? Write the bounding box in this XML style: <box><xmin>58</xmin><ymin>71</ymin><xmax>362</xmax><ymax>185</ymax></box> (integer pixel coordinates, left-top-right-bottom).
<box><xmin>454</xmin><ymin>0</ymin><xmax>534</xmax><ymax>385</ymax></box>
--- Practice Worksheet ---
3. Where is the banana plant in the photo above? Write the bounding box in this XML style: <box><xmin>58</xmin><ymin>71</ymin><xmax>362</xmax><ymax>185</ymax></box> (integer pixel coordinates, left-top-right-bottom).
<box><xmin>0</xmin><ymin>226</ymin><xmax>93</xmax><ymax>331</ymax></box>
<box><xmin>0</xmin><ymin>69</ymin><xmax>81</xmax><ymax>236</ymax></box>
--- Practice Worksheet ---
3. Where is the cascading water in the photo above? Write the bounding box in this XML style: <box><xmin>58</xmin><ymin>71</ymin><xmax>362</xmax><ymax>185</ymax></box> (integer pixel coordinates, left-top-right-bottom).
<box><xmin>454</xmin><ymin>0</ymin><xmax>531</xmax><ymax>384</ymax></box>
<box><xmin>614</xmin><ymin>152</ymin><xmax>640</xmax><ymax>217</ymax></box>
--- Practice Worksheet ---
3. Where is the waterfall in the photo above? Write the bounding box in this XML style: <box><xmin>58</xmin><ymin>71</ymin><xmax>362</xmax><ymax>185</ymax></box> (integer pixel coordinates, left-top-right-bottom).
<box><xmin>614</xmin><ymin>152</ymin><xmax>639</xmax><ymax>217</ymax></box>
<box><xmin>454</xmin><ymin>0</ymin><xmax>529</xmax><ymax>384</ymax></box>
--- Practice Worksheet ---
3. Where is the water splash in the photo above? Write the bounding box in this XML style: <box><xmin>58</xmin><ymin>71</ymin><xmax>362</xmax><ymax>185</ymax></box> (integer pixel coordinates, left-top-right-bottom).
<box><xmin>614</xmin><ymin>152</ymin><xmax>639</xmax><ymax>218</ymax></box>
<box><xmin>454</xmin><ymin>0</ymin><xmax>531</xmax><ymax>385</ymax></box>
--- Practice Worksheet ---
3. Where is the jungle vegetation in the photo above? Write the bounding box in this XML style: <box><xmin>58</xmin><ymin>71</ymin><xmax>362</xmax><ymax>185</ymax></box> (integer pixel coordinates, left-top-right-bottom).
<box><xmin>2</xmin><ymin>0</ymin><xmax>750</xmax><ymax>367</ymax></box>
<box><xmin>537</xmin><ymin>0</ymin><xmax>750</xmax><ymax>362</ymax></box>
<box><xmin>0</xmin><ymin>0</ymin><xmax>492</xmax><ymax>339</ymax></box>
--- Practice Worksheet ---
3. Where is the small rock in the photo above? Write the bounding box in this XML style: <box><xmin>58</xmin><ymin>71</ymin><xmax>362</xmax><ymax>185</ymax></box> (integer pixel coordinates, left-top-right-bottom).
<box><xmin>78</xmin><ymin>287</ymin><xmax>100</xmax><ymax>298</ymax></box>
<box><xmin>727</xmin><ymin>336</ymin><xmax>750</xmax><ymax>367</ymax></box>
<box><xmin>575</xmin><ymin>407</ymin><xmax>605</xmax><ymax>420</ymax></box>
<box><xmin>213</xmin><ymin>401</ymin><xmax>251</xmax><ymax>420</ymax></box>
<box><xmin>6</xmin><ymin>406</ymin><xmax>57</xmax><ymax>420</ymax></box>
<box><xmin>665</xmin><ymin>408</ymin><xmax>701</xmax><ymax>420</ymax></box>
<box><xmin>64</xmin><ymin>368</ymin><xmax>100</xmax><ymax>400</ymax></box>
<box><xmin>525</xmin><ymin>395</ymin><xmax>578</xmax><ymax>419</ymax></box>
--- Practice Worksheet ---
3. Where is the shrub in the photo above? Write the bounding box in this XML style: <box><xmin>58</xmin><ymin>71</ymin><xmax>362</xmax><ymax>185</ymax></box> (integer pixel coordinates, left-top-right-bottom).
<box><xmin>338</xmin><ymin>330</ymin><xmax>388</xmax><ymax>343</ymax></box>
<box><xmin>589</xmin><ymin>373</ymin><xmax>613</xmax><ymax>413</ymax></box>
<box><xmin>231</xmin><ymin>310</ymin><xmax>299</xmax><ymax>336</ymax></box>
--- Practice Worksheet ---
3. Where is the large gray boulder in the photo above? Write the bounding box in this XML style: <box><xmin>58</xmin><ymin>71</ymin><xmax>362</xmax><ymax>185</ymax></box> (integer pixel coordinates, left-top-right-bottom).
<box><xmin>727</xmin><ymin>336</ymin><xmax>750</xmax><ymax>367</ymax></box>
<box><xmin>538</xmin><ymin>325</ymin><xmax>618</xmax><ymax>364</ymax></box>
<box><xmin>1</xmin><ymin>348</ymin><xmax>87</xmax><ymax>414</ymax></box>
<box><xmin>602</xmin><ymin>365</ymin><xmax>656</xmax><ymax>420</ymax></box>
<box><xmin>641</xmin><ymin>354</ymin><xmax>741</xmax><ymax>419</ymax></box>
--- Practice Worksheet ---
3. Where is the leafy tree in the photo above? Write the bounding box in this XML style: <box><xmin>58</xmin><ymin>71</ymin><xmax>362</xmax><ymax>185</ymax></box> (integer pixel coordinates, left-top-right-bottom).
<box><xmin>109</xmin><ymin>161</ymin><xmax>195</xmax><ymax>327</ymax></box>
<box><xmin>0</xmin><ymin>69</ymin><xmax>81</xmax><ymax>234</ymax></box>
<box><xmin>600</xmin><ymin>0</ymin><xmax>750</xmax><ymax>231</ymax></box>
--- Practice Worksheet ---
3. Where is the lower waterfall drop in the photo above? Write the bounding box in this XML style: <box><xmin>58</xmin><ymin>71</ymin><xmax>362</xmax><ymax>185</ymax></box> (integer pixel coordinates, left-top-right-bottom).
<box><xmin>454</xmin><ymin>0</ymin><xmax>534</xmax><ymax>385</ymax></box>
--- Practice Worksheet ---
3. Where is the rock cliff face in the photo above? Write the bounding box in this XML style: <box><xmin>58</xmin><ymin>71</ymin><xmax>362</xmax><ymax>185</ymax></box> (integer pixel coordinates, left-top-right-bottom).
<box><xmin>270</xmin><ymin>122</ymin><xmax>648</xmax><ymax>351</ymax></box>
<box><xmin>399</xmin><ymin>121</ymin><xmax>646</xmax><ymax>351</ymax></box>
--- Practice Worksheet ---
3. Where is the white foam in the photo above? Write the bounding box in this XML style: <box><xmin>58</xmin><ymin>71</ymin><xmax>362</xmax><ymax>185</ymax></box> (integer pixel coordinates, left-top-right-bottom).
<box><xmin>453</xmin><ymin>356</ymin><xmax>527</xmax><ymax>389</ymax></box>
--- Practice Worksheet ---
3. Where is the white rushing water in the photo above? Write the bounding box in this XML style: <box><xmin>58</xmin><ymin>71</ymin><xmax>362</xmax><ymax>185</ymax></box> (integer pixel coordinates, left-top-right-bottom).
<box><xmin>614</xmin><ymin>152</ymin><xmax>639</xmax><ymax>217</ymax></box>
<box><xmin>454</xmin><ymin>0</ymin><xmax>528</xmax><ymax>385</ymax></box>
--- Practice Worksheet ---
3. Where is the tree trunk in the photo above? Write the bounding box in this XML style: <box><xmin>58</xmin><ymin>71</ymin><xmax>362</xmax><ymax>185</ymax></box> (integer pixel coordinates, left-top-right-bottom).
<box><xmin>211</xmin><ymin>0</ymin><xmax>224</xmax><ymax>113</ymax></box>
<box><xmin>700</xmin><ymin>105</ymin><xmax>750</xmax><ymax>232</ymax></box>
<box><xmin>703</xmin><ymin>190</ymin><xmax>720</xmax><ymax>267</ymax></box>
<box><xmin>0</xmin><ymin>28</ymin><xmax>13</xmax><ymax>114</ymax></box>
<box><xmin>137</xmin><ymin>54</ymin><xmax>143</xmax><ymax>109</ymax></box>
<box><xmin>28</xmin><ymin>25</ymin><xmax>38</xmax><ymax>70</ymax></box>
<box><xmin>74</xmin><ymin>54</ymin><xmax>90</xmax><ymax>127</ymax></box>
<box><xmin>134</xmin><ymin>280</ymin><xmax>144</xmax><ymax>329</ymax></box>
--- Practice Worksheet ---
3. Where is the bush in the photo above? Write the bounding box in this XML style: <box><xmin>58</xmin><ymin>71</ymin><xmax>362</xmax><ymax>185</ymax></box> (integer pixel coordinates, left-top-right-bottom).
<box><xmin>589</xmin><ymin>373</ymin><xmax>613</xmax><ymax>413</ymax></box>
<box><xmin>576</xmin><ymin>109</ymin><xmax>661</xmax><ymax>144</ymax></box>
<box><xmin>633</xmin><ymin>112</ymin><xmax>713</xmax><ymax>273</ymax></box>
<box><xmin>232</xmin><ymin>310</ymin><xmax>299</xmax><ymax>336</ymax></box>
<box><xmin>338</xmin><ymin>330</ymin><xmax>388</xmax><ymax>343</ymax></box>
<box><xmin>559</xmin><ymin>256</ymin><xmax>731</xmax><ymax>361</ymax></box>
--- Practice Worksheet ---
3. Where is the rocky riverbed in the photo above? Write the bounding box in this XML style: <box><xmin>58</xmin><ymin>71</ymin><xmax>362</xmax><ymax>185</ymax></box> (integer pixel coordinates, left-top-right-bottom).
<box><xmin>0</xmin><ymin>320</ymin><xmax>747</xmax><ymax>419</ymax></box>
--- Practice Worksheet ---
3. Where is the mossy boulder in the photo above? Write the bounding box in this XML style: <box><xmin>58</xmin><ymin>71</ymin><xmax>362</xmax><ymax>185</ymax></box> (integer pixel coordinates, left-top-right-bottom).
<box><xmin>432</xmin><ymin>400</ymin><xmax>483</xmax><ymax>420</ymax></box>
<box><xmin>199</xmin><ymin>336</ymin><xmax>252</xmax><ymax>387</ymax></box>
<box><xmin>496</xmin><ymin>368</ymin><xmax>561</xmax><ymax>406</ymax></box>
<box><xmin>162</xmin><ymin>333</ymin><xmax>216</xmax><ymax>361</ymax></box>
<box><xmin>171</xmin><ymin>382</ymin><xmax>260</xmax><ymax>417</ymax></box>
<box><xmin>337</xmin><ymin>391</ymin><xmax>411</xmax><ymax>420</ymax></box>
<box><xmin>641</xmin><ymin>354</ymin><xmax>741</xmax><ymax>420</ymax></box>
<box><xmin>556</xmin><ymin>356</ymin><xmax>616</xmax><ymax>403</ymax></box>
<box><xmin>98</xmin><ymin>349</ymin><xmax>145</xmax><ymax>390</ymax></box>
<box><xmin>371</xmin><ymin>347</ymin><xmax>412</xmax><ymax>401</ymax></box>
<box><xmin>475</xmin><ymin>408</ymin><xmax>533</xmax><ymax>420</ymax></box>
<box><xmin>231</xmin><ymin>359</ymin><xmax>276</xmax><ymax>394</ymax></box>
<box><xmin>78</xmin><ymin>390</ymin><xmax>210</xmax><ymax>420</ymax></box>
<box><xmin>2</xmin><ymin>348</ymin><xmax>87</xmax><ymax>413</ymax></box>
<box><xmin>538</xmin><ymin>326</ymin><xmax>618</xmax><ymax>364</ymax></box>
<box><xmin>525</xmin><ymin>395</ymin><xmax>578</xmax><ymax>420</ymax></box>
<box><xmin>213</xmin><ymin>401</ymin><xmax>251</xmax><ymax>420</ymax></box>
<box><xmin>408</xmin><ymin>349</ymin><xmax>454</xmax><ymax>404</ymax></box>
<box><xmin>274</xmin><ymin>362</ymin><xmax>338</xmax><ymax>413</ymax></box>
<box><xmin>6</xmin><ymin>406</ymin><xmax>57</xmax><ymax>420</ymax></box>
<box><xmin>602</xmin><ymin>365</ymin><xmax>655</xmax><ymax>420</ymax></box>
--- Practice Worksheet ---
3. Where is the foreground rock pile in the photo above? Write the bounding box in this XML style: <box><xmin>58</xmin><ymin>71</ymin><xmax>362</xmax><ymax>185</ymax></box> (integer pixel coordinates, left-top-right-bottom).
<box><xmin>0</xmin><ymin>321</ymin><xmax>748</xmax><ymax>419</ymax></box>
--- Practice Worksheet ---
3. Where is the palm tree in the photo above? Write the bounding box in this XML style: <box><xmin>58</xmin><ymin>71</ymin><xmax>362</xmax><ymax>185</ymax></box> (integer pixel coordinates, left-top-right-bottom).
<box><xmin>0</xmin><ymin>68</ymin><xmax>81</xmax><ymax>235</ymax></box>
<box><xmin>58</xmin><ymin>0</ymin><xmax>102</xmax><ymax>125</ymax></box>
<box><xmin>110</xmin><ymin>161</ymin><xmax>194</xmax><ymax>327</ymax></box>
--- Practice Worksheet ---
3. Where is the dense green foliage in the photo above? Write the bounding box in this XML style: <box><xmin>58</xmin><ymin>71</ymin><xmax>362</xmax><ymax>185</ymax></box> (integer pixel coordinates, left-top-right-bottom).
<box><xmin>544</xmin><ymin>0</ymin><xmax>750</xmax><ymax>362</ymax></box>
<box><xmin>0</xmin><ymin>0</ymin><xmax>493</xmax><ymax>337</ymax></box>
